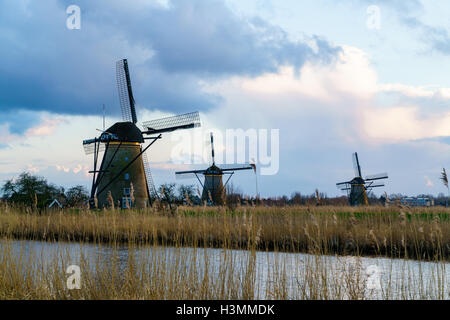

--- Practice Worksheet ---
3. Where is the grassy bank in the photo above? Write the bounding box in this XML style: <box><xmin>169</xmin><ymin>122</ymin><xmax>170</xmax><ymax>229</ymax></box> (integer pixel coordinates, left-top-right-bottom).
<box><xmin>0</xmin><ymin>204</ymin><xmax>448</xmax><ymax>261</ymax></box>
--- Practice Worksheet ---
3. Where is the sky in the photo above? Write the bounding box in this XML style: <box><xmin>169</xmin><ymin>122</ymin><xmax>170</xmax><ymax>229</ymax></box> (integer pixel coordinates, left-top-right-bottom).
<box><xmin>1</xmin><ymin>0</ymin><xmax>450</xmax><ymax>198</ymax></box>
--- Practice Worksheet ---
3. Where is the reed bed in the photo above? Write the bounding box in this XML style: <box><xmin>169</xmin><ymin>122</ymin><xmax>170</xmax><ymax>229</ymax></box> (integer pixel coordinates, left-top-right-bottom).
<box><xmin>0</xmin><ymin>204</ymin><xmax>448</xmax><ymax>261</ymax></box>
<box><xmin>0</xmin><ymin>238</ymin><xmax>447</xmax><ymax>300</ymax></box>
<box><xmin>0</xmin><ymin>203</ymin><xmax>448</xmax><ymax>300</ymax></box>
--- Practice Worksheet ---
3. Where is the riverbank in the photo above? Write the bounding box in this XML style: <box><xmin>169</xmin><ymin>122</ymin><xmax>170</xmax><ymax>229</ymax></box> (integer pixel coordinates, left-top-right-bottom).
<box><xmin>0</xmin><ymin>204</ymin><xmax>448</xmax><ymax>261</ymax></box>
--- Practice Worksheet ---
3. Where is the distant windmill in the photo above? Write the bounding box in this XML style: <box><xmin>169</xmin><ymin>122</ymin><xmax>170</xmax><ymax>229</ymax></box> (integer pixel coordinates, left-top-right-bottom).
<box><xmin>83</xmin><ymin>59</ymin><xmax>201</xmax><ymax>209</ymax></box>
<box><xmin>175</xmin><ymin>132</ymin><xmax>253</xmax><ymax>205</ymax></box>
<box><xmin>336</xmin><ymin>152</ymin><xmax>388</xmax><ymax>206</ymax></box>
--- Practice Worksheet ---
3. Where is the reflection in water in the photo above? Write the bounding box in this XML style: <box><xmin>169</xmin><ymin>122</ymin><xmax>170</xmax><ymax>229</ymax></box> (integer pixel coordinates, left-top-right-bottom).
<box><xmin>2</xmin><ymin>240</ymin><xmax>449</xmax><ymax>299</ymax></box>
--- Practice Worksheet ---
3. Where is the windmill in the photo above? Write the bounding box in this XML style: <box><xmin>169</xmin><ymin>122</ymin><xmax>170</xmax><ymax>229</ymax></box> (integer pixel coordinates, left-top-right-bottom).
<box><xmin>83</xmin><ymin>59</ymin><xmax>201</xmax><ymax>209</ymax></box>
<box><xmin>336</xmin><ymin>152</ymin><xmax>388</xmax><ymax>206</ymax></box>
<box><xmin>175</xmin><ymin>133</ymin><xmax>253</xmax><ymax>205</ymax></box>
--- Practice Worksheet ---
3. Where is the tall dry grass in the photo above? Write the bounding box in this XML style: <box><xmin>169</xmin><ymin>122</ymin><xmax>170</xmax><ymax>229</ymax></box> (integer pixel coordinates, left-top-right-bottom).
<box><xmin>0</xmin><ymin>202</ymin><xmax>448</xmax><ymax>300</ymax></box>
<box><xmin>0</xmin><ymin>203</ymin><xmax>448</xmax><ymax>261</ymax></box>
<box><xmin>0</xmin><ymin>238</ymin><xmax>447</xmax><ymax>300</ymax></box>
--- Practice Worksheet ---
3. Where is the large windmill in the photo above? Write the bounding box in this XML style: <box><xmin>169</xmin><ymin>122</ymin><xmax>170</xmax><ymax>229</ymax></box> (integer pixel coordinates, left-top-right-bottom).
<box><xmin>336</xmin><ymin>152</ymin><xmax>388</xmax><ymax>206</ymax></box>
<box><xmin>83</xmin><ymin>59</ymin><xmax>201</xmax><ymax>209</ymax></box>
<box><xmin>175</xmin><ymin>133</ymin><xmax>254</xmax><ymax>205</ymax></box>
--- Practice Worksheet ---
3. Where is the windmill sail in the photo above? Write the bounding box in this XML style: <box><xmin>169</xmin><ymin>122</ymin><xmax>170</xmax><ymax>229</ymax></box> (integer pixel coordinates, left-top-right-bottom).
<box><xmin>336</xmin><ymin>181</ymin><xmax>351</xmax><ymax>191</ymax></box>
<box><xmin>142</xmin><ymin>151</ymin><xmax>158</xmax><ymax>198</ymax></box>
<box><xmin>116</xmin><ymin>59</ymin><xmax>138</xmax><ymax>124</ymax></box>
<box><xmin>221</xmin><ymin>165</ymin><xmax>254</xmax><ymax>172</ymax></box>
<box><xmin>83</xmin><ymin>142</ymin><xmax>106</xmax><ymax>155</ymax></box>
<box><xmin>175</xmin><ymin>169</ymin><xmax>207</xmax><ymax>175</ymax></box>
<box><xmin>143</xmin><ymin>112</ymin><xmax>201</xmax><ymax>134</ymax></box>
<box><xmin>175</xmin><ymin>172</ymin><xmax>203</xmax><ymax>180</ymax></box>
<box><xmin>368</xmin><ymin>183</ymin><xmax>385</xmax><ymax>188</ymax></box>
<box><xmin>210</xmin><ymin>132</ymin><xmax>215</xmax><ymax>165</ymax></box>
<box><xmin>352</xmin><ymin>152</ymin><xmax>362</xmax><ymax>177</ymax></box>
<box><xmin>175</xmin><ymin>169</ymin><xmax>207</xmax><ymax>184</ymax></box>
<box><xmin>365</xmin><ymin>173</ymin><xmax>389</xmax><ymax>181</ymax></box>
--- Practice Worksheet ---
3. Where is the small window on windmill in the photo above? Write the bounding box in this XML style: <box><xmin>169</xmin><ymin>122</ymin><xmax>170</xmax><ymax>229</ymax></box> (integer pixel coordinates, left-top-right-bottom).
<box><xmin>124</xmin><ymin>173</ymin><xmax>130</xmax><ymax>180</ymax></box>
<box><xmin>122</xmin><ymin>197</ymin><xmax>132</xmax><ymax>209</ymax></box>
<box><xmin>124</xmin><ymin>157</ymin><xmax>129</xmax><ymax>162</ymax></box>
<box><xmin>123</xmin><ymin>188</ymin><xmax>131</xmax><ymax>196</ymax></box>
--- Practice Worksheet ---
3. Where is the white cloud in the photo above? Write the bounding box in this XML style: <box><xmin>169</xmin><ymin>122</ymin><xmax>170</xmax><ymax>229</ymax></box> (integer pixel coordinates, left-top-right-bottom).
<box><xmin>362</xmin><ymin>106</ymin><xmax>450</xmax><ymax>142</ymax></box>
<box><xmin>56</xmin><ymin>165</ymin><xmax>70</xmax><ymax>173</ymax></box>
<box><xmin>204</xmin><ymin>45</ymin><xmax>377</xmax><ymax>107</ymax></box>
<box><xmin>27</xmin><ymin>164</ymin><xmax>39</xmax><ymax>174</ymax></box>
<box><xmin>425</xmin><ymin>176</ymin><xmax>434</xmax><ymax>187</ymax></box>
<box><xmin>378</xmin><ymin>83</ymin><xmax>435</xmax><ymax>98</ymax></box>
<box><xmin>200</xmin><ymin>45</ymin><xmax>450</xmax><ymax>146</ymax></box>
<box><xmin>26</xmin><ymin>116</ymin><xmax>66</xmax><ymax>137</ymax></box>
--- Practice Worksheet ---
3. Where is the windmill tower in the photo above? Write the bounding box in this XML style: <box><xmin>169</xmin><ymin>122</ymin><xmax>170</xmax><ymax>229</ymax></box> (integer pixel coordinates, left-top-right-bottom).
<box><xmin>336</xmin><ymin>152</ymin><xmax>388</xmax><ymax>206</ymax></box>
<box><xmin>175</xmin><ymin>133</ymin><xmax>254</xmax><ymax>205</ymax></box>
<box><xmin>83</xmin><ymin>59</ymin><xmax>201</xmax><ymax>209</ymax></box>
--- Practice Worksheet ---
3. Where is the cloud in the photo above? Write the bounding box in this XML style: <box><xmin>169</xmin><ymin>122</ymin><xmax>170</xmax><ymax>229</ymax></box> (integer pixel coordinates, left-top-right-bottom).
<box><xmin>0</xmin><ymin>0</ymin><xmax>340</xmax><ymax>119</ymax></box>
<box><xmin>72</xmin><ymin>165</ymin><xmax>83</xmax><ymax>174</ymax></box>
<box><xmin>351</xmin><ymin>0</ymin><xmax>423</xmax><ymax>13</ymax></box>
<box><xmin>0</xmin><ymin>111</ymin><xmax>110</xmax><ymax>186</ymax></box>
<box><xmin>190</xmin><ymin>44</ymin><xmax>450</xmax><ymax>195</ymax></box>
<box><xmin>0</xmin><ymin>111</ymin><xmax>67</xmax><ymax>145</ymax></box>
<box><xmin>352</xmin><ymin>0</ymin><xmax>450</xmax><ymax>55</ymax></box>
<box><xmin>0</xmin><ymin>124</ymin><xmax>20</xmax><ymax>145</ymax></box>
<box><xmin>361</xmin><ymin>106</ymin><xmax>450</xmax><ymax>142</ymax></box>
<box><xmin>26</xmin><ymin>117</ymin><xmax>66</xmax><ymax>137</ymax></box>
<box><xmin>27</xmin><ymin>164</ymin><xmax>39</xmax><ymax>174</ymax></box>
<box><xmin>425</xmin><ymin>176</ymin><xmax>433</xmax><ymax>187</ymax></box>
<box><xmin>197</xmin><ymin>44</ymin><xmax>450</xmax><ymax>147</ymax></box>
<box><xmin>401</xmin><ymin>16</ymin><xmax>450</xmax><ymax>55</ymax></box>
<box><xmin>56</xmin><ymin>165</ymin><xmax>70</xmax><ymax>173</ymax></box>
<box><xmin>2</xmin><ymin>1</ymin><xmax>450</xmax><ymax>197</ymax></box>
<box><xmin>0</xmin><ymin>42</ymin><xmax>449</xmax><ymax>197</ymax></box>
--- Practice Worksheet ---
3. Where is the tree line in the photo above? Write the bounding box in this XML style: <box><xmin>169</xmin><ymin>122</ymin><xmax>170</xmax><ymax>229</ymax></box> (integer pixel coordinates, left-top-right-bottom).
<box><xmin>2</xmin><ymin>172</ymin><xmax>449</xmax><ymax>209</ymax></box>
<box><xmin>0</xmin><ymin>172</ymin><xmax>202</xmax><ymax>209</ymax></box>
<box><xmin>1</xmin><ymin>172</ymin><xmax>89</xmax><ymax>208</ymax></box>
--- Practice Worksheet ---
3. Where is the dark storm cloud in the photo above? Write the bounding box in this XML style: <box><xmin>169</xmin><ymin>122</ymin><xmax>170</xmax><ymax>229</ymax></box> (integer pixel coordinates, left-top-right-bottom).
<box><xmin>0</xmin><ymin>0</ymin><xmax>340</xmax><ymax>119</ymax></box>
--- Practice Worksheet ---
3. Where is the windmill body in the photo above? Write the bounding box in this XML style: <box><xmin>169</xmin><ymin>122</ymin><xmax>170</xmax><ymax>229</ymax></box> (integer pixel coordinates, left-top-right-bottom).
<box><xmin>348</xmin><ymin>177</ymin><xmax>368</xmax><ymax>206</ymax></box>
<box><xmin>201</xmin><ymin>164</ymin><xmax>225</xmax><ymax>204</ymax></box>
<box><xmin>337</xmin><ymin>152</ymin><xmax>388</xmax><ymax>206</ymax></box>
<box><xmin>83</xmin><ymin>59</ymin><xmax>201</xmax><ymax>209</ymax></box>
<box><xmin>94</xmin><ymin>122</ymin><xmax>149</xmax><ymax>208</ymax></box>
<box><xmin>176</xmin><ymin>133</ymin><xmax>253</xmax><ymax>205</ymax></box>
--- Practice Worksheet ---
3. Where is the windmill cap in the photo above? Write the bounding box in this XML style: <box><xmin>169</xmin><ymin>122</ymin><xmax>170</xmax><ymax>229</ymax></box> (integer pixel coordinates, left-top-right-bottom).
<box><xmin>204</xmin><ymin>164</ymin><xmax>223</xmax><ymax>175</ymax></box>
<box><xmin>105</xmin><ymin>122</ymin><xmax>144</xmax><ymax>143</ymax></box>
<box><xmin>351</xmin><ymin>177</ymin><xmax>365</xmax><ymax>184</ymax></box>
